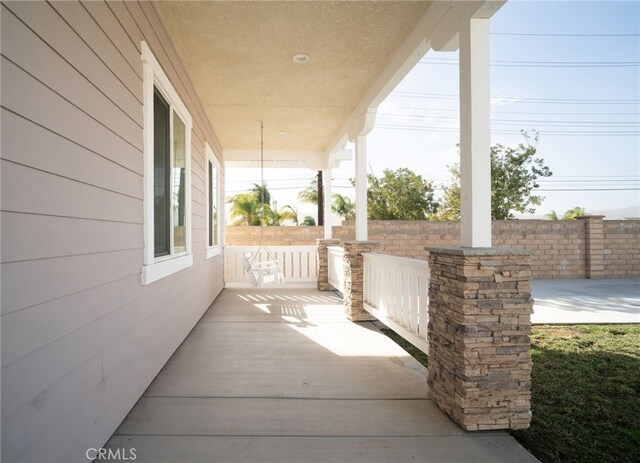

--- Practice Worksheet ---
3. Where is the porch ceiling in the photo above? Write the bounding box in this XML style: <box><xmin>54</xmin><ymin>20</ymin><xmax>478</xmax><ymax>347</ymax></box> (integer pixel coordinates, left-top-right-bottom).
<box><xmin>155</xmin><ymin>1</ymin><xmax>432</xmax><ymax>158</ymax></box>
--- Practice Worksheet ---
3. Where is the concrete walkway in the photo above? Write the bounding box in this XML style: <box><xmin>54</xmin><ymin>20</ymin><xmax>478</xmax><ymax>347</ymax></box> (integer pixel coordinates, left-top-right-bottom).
<box><xmin>106</xmin><ymin>288</ymin><xmax>537</xmax><ymax>462</ymax></box>
<box><xmin>532</xmin><ymin>279</ymin><xmax>640</xmax><ymax>324</ymax></box>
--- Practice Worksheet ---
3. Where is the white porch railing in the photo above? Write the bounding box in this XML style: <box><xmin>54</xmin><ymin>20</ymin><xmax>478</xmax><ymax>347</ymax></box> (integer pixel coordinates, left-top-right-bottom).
<box><xmin>327</xmin><ymin>246</ymin><xmax>345</xmax><ymax>294</ymax></box>
<box><xmin>363</xmin><ymin>253</ymin><xmax>430</xmax><ymax>355</ymax></box>
<box><xmin>225</xmin><ymin>246</ymin><xmax>317</xmax><ymax>287</ymax></box>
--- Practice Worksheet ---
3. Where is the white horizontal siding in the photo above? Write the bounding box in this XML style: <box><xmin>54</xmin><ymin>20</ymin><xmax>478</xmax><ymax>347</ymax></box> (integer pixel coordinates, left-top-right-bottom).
<box><xmin>1</xmin><ymin>110</ymin><xmax>143</xmax><ymax>199</ymax></box>
<box><xmin>1</xmin><ymin>56</ymin><xmax>143</xmax><ymax>173</ymax></box>
<box><xmin>3</xmin><ymin>1</ymin><xmax>142</xmax><ymax>125</ymax></box>
<box><xmin>0</xmin><ymin>160</ymin><xmax>142</xmax><ymax>225</ymax></box>
<box><xmin>0</xmin><ymin>1</ymin><xmax>225</xmax><ymax>461</ymax></box>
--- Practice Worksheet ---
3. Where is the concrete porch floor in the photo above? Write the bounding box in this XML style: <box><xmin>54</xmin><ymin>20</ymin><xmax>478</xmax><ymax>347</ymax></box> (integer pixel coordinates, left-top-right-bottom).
<box><xmin>106</xmin><ymin>288</ymin><xmax>537</xmax><ymax>462</ymax></box>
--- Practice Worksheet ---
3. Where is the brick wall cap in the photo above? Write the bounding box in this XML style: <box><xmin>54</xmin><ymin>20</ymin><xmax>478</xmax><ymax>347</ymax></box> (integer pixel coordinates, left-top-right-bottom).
<box><xmin>576</xmin><ymin>215</ymin><xmax>605</xmax><ymax>220</ymax></box>
<box><xmin>427</xmin><ymin>246</ymin><xmax>531</xmax><ymax>256</ymax></box>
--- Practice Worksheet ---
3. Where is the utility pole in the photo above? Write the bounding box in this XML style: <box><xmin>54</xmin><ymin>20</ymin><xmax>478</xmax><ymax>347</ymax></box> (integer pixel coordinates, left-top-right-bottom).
<box><xmin>317</xmin><ymin>170</ymin><xmax>324</xmax><ymax>227</ymax></box>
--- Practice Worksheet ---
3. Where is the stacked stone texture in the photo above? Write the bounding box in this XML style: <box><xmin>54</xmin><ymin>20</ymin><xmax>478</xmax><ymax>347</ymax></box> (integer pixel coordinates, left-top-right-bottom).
<box><xmin>427</xmin><ymin>247</ymin><xmax>533</xmax><ymax>431</ymax></box>
<box><xmin>316</xmin><ymin>239</ymin><xmax>341</xmax><ymax>291</ymax></box>
<box><xmin>343</xmin><ymin>241</ymin><xmax>380</xmax><ymax>321</ymax></box>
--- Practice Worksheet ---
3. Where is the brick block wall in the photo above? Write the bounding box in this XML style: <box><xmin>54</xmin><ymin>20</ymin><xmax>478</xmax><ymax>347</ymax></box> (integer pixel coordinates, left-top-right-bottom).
<box><xmin>225</xmin><ymin>225</ymin><xmax>324</xmax><ymax>245</ymax></box>
<box><xmin>604</xmin><ymin>221</ymin><xmax>640</xmax><ymax>277</ymax></box>
<box><xmin>335</xmin><ymin>220</ymin><xmax>587</xmax><ymax>279</ymax></box>
<box><xmin>493</xmin><ymin>220</ymin><xmax>586</xmax><ymax>279</ymax></box>
<box><xmin>226</xmin><ymin>219</ymin><xmax>640</xmax><ymax>279</ymax></box>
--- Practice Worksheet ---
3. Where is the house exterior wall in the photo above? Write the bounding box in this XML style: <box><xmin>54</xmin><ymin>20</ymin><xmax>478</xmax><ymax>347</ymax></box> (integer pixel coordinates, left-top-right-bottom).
<box><xmin>1</xmin><ymin>2</ymin><xmax>224</xmax><ymax>461</ymax></box>
<box><xmin>226</xmin><ymin>219</ymin><xmax>639</xmax><ymax>279</ymax></box>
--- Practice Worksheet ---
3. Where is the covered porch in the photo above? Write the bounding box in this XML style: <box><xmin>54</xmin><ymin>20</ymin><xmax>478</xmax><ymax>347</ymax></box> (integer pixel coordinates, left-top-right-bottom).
<box><xmin>105</xmin><ymin>288</ymin><xmax>536</xmax><ymax>462</ymax></box>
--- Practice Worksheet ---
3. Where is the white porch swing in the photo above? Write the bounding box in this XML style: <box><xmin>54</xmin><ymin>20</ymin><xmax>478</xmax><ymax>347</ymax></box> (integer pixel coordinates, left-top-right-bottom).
<box><xmin>243</xmin><ymin>122</ymin><xmax>285</xmax><ymax>287</ymax></box>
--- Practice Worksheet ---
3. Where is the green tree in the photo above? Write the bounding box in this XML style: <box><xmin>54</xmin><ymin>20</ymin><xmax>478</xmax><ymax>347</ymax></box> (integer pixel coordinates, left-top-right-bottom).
<box><xmin>562</xmin><ymin>206</ymin><xmax>586</xmax><ymax>220</ymax></box>
<box><xmin>281</xmin><ymin>205</ymin><xmax>299</xmax><ymax>225</ymax></box>
<box><xmin>298</xmin><ymin>178</ymin><xmax>318</xmax><ymax>205</ymax></box>
<box><xmin>436</xmin><ymin>132</ymin><xmax>552</xmax><ymax>220</ymax></box>
<box><xmin>547</xmin><ymin>206</ymin><xmax>586</xmax><ymax>220</ymax></box>
<box><xmin>332</xmin><ymin>193</ymin><xmax>356</xmax><ymax>221</ymax></box>
<box><xmin>366</xmin><ymin>168</ymin><xmax>438</xmax><ymax>220</ymax></box>
<box><xmin>264</xmin><ymin>203</ymin><xmax>298</xmax><ymax>226</ymax></box>
<box><xmin>250</xmin><ymin>183</ymin><xmax>271</xmax><ymax>205</ymax></box>
<box><xmin>227</xmin><ymin>193</ymin><xmax>263</xmax><ymax>225</ymax></box>
<box><xmin>301</xmin><ymin>216</ymin><xmax>316</xmax><ymax>226</ymax></box>
<box><xmin>298</xmin><ymin>179</ymin><xmax>356</xmax><ymax>221</ymax></box>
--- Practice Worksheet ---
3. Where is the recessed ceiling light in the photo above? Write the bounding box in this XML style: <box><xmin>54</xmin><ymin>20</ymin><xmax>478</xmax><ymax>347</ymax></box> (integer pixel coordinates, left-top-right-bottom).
<box><xmin>291</xmin><ymin>53</ymin><xmax>310</xmax><ymax>64</ymax></box>
<box><xmin>279</xmin><ymin>131</ymin><xmax>289</xmax><ymax>136</ymax></box>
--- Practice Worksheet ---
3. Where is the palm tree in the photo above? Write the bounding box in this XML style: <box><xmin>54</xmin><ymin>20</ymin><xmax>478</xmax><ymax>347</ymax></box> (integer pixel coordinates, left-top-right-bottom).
<box><xmin>250</xmin><ymin>183</ymin><xmax>271</xmax><ymax>205</ymax></box>
<box><xmin>264</xmin><ymin>203</ymin><xmax>298</xmax><ymax>226</ymax></box>
<box><xmin>546</xmin><ymin>207</ymin><xmax>587</xmax><ymax>220</ymax></box>
<box><xmin>562</xmin><ymin>206</ymin><xmax>586</xmax><ymax>220</ymax></box>
<box><xmin>298</xmin><ymin>178</ymin><xmax>318</xmax><ymax>204</ymax></box>
<box><xmin>332</xmin><ymin>193</ymin><xmax>355</xmax><ymax>221</ymax></box>
<box><xmin>281</xmin><ymin>205</ymin><xmax>299</xmax><ymax>226</ymax></box>
<box><xmin>227</xmin><ymin>193</ymin><xmax>262</xmax><ymax>225</ymax></box>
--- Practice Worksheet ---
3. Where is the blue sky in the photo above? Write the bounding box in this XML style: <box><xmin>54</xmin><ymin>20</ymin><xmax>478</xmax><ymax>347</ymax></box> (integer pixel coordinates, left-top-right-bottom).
<box><xmin>226</xmin><ymin>0</ymin><xmax>640</xmax><ymax>222</ymax></box>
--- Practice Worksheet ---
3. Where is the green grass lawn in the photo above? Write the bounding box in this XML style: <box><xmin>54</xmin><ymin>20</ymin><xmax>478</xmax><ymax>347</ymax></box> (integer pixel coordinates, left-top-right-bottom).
<box><xmin>511</xmin><ymin>324</ymin><xmax>640</xmax><ymax>463</ymax></box>
<box><xmin>380</xmin><ymin>324</ymin><xmax>640</xmax><ymax>463</ymax></box>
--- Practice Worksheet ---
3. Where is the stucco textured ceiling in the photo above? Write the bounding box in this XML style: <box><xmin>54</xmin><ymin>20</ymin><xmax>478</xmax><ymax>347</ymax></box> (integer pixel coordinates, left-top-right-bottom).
<box><xmin>156</xmin><ymin>1</ymin><xmax>431</xmax><ymax>152</ymax></box>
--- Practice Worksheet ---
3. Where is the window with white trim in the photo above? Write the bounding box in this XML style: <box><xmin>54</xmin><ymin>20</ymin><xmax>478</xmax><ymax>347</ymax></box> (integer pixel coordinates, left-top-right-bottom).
<box><xmin>205</xmin><ymin>143</ymin><xmax>222</xmax><ymax>258</ymax></box>
<box><xmin>141</xmin><ymin>42</ymin><xmax>193</xmax><ymax>284</ymax></box>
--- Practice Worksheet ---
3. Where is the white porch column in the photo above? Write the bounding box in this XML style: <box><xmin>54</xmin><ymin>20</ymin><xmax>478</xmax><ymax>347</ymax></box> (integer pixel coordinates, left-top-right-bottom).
<box><xmin>355</xmin><ymin>135</ymin><xmax>368</xmax><ymax>241</ymax></box>
<box><xmin>459</xmin><ymin>17</ymin><xmax>491</xmax><ymax>248</ymax></box>
<box><xmin>323</xmin><ymin>168</ymin><xmax>333</xmax><ymax>239</ymax></box>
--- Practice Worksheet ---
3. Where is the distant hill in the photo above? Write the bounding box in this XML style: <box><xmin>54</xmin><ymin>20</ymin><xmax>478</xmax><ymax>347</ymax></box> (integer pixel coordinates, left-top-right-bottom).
<box><xmin>591</xmin><ymin>206</ymin><xmax>640</xmax><ymax>219</ymax></box>
<box><xmin>515</xmin><ymin>205</ymin><xmax>640</xmax><ymax>220</ymax></box>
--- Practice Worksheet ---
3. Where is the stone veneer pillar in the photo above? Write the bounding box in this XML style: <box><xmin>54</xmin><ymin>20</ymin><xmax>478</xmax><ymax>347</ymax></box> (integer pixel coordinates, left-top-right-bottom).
<box><xmin>316</xmin><ymin>239</ymin><xmax>341</xmax><ymax>291</ymax></box>
<box><xmin>343</xmin><ymin>240</ymin><xmax>380</xmax><ymax>321</ymax></box>
<box><xmin>427</xmin><ymin>247</ymin><xmax>533</xmax><ymax>431</ymax></box>
<box><xmin>577</xmin><ymin>215</ymin><xmax>605</xmax><ymax>279</ymax></box>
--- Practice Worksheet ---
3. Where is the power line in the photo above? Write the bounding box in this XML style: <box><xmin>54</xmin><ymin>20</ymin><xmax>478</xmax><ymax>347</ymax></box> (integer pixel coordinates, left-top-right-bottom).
<box><xmin>391</xmin><ymin>91</ymin><xmax>640</xmax><ymax>104</ymax></box>
<box><xmin>419</xmin><ymin>58</ymin><xmax>640</xmax><ymax>68</ymax></box>
<box><xmin>536</xmin><ymin>188</ymin><xmax>640</xmax><ymax>191</ymax></box>
<box><xmin>375</xmin><ymin>124</ymin><xmax>640</xmax><ymax>136</ymax></box>
<box><xmin>491</xmin><ymin>32</ymin><xmax>640</xmax><ymax>37</ymax></box>
<box><xmin>378</xmin><ymin>113</ymin><xmax>640</xmax><ymax>126</ymax></box>
<box><xmin>380</xmin><ymin>107</ymin><xmax>640</xmax><ymax>116</ymax></box>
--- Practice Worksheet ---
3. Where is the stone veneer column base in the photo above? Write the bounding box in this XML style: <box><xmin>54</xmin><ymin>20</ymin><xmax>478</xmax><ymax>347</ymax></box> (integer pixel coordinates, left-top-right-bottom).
<box><xmin>343</xmin><ymin>241</ymin><xmax>380</xmax><ymax>321</ymax></box>
<box><xmin>427</xmin><ymin>247</ymin><xmax>533</xmax><ymax>431</ymax></box>
<box><xmin>316</xmin><ymin>239</ymin><xmax>341</xmax><ymax>291</ymax></box>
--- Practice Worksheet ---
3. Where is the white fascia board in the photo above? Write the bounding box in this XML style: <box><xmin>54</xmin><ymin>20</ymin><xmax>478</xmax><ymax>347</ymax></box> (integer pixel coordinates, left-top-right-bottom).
<box><xmin>223</xmin><ymin>149</ymin><xmax>326</xmax><ymax>170</ymax></box>
<box><xmin>328</xmin><ymin>148</ymin><xmax>353</xmax><ymax>169</ymax></box>
<box><xmin>430</xmin><ymin>1</ymin><xmax>506</xmax><ymax>51</ymax></box>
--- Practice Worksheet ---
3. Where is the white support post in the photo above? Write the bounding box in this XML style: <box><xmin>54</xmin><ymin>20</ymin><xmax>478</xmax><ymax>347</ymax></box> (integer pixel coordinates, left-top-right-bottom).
<box><xmin>459</xmin><ymin>17</ymin><xmax>491</xmax><ymax>248</ymax></box>
<box><xmin>323</xmin><ymin>168</ymin><xmax>332</xmax><ymax>239</ymax></box>
<box><xmin>355</xmin><ymin>135</ymin><xmax>368</xmax><ymax>241</ymax></box>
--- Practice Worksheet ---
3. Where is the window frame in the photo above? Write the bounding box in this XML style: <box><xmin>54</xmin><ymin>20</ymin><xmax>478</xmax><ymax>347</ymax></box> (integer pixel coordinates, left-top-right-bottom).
<box><xmin>205</xmin><ymin>142</ymin><xmax>222</xmax><ymax>259</ymax></box>
<box><xmin>141</xmin><ymin>42</ymin><xmax>193</xmax><ymax>284</ymax></box>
